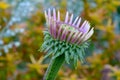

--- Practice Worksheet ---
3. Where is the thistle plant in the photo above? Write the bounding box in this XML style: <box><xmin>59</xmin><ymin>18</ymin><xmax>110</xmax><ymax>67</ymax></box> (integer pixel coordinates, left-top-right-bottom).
<box><xmin>41</xmin><ymin>8</ymin><xmax>94</xmax><ymax>80</ymax></box>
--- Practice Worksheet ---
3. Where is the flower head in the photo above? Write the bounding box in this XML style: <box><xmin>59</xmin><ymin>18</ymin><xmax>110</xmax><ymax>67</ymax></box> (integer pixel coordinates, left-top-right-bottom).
<box><xmin>41</xmin><ymin>8</ymin><xmax>94</xmax><ymax>67</ymax></box>
<box><xmin>44</xmin><ymin>8</ymin><xmax>94</xmax><ymax>45</ymax></box>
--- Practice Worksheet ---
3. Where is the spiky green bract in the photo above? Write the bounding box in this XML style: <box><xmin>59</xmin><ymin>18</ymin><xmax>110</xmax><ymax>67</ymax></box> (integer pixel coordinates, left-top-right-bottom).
<box><xmin>41</xmin><ymin>31</ymin><xmax>90</xmax><ymax>67</ymax></box>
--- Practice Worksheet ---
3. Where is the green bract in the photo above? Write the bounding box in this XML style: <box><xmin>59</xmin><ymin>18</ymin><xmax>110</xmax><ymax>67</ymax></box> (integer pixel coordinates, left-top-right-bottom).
<box><xmin>41</xmin><ymin>31</ymin><xmax>90</xmax><ymax>67</ymax></box>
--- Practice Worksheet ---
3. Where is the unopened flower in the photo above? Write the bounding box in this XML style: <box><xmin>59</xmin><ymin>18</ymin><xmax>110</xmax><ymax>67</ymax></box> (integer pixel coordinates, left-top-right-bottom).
<box><xmin>41</xmin><ymin>8</ymin><xmax>94</xmax><ymax>67</ymax></box>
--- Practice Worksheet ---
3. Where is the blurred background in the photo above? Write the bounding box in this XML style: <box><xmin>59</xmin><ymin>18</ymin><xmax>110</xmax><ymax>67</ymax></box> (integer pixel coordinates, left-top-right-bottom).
<box><xmin>0</xmin><ymin>0</ymin><xmax>120</xmax><ymax>80</ymax></box>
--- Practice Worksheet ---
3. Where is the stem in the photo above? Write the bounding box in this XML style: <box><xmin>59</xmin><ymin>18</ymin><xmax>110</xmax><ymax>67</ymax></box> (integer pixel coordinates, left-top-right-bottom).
<box><xmin>43</xmin><ymin>54</ymin><xmax>65</xmax><ymax>80</ymax></box>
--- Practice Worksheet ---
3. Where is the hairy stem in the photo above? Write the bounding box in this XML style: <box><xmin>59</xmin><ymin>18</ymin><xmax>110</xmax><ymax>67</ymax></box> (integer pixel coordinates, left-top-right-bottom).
<box><xmin>43</xmin><ymin>54</ymin><xmax>65</xmax><ymax>80</ymax></box>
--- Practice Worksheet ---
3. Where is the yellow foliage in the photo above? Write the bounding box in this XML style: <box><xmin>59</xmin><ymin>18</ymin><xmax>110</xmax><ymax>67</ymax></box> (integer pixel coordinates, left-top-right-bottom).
<box><xmin>27</xmin><ymin>54</ymin><xmax>48</xmax><ymax>75</ymax></box>
<box><xmin>107</xmin><ymin>65</ymin><xmax>120</xmax><ymax>80</ymax></box>
<box><xmin>0</xmin><ymin>2</ymin><xmax>9</xmax><ymax>9</ymax></box>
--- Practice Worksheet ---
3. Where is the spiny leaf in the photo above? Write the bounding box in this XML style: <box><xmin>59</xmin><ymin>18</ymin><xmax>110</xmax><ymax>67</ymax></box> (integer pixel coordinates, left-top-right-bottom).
<box><xmin>65</xmin><ymin>51</ymin><xmax>70</xmax><ymax>64</ymax></box>
<box><xmin>61</xmin><ymin>48</ymin><xmax>65</xmax><ymax>54</ymax></box>
<box><xmin>78</xmin><ymin>51</ymin><xmax>84</xmax><ymax>63</ymax></box>
<box><xmin>53</xmin><ymin>51</ymin><xmax>63</xmax><ymax>59</ymax></box>
<box><xmin>44</xmin><ymin>49</ymin><xmax>53</xmax><ymax>59</ymax></box>
<box><xmin>74</xmin><ymin>55</ymin><xmax>78</xmax><ymax>68</ymax></box>
<box><xmin>53</xmin><ymin>47</ymin><xmax>59</xmax><ymax>55</ymax></box>
<box><xmin>70</xmin><ymin>48</ymin><xmax>74</xmax><ymax>59</ymax></box>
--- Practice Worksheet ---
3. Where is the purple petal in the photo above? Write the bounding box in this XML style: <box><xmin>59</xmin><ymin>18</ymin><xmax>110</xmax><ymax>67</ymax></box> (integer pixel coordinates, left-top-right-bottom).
<box><xmin>80</xmin><ymin>22</ymin><xmax>90</xmax><ymax>34</ymax></box>
<box><xmin>44</xmin><ymin>11</ymin><xmax>47</xmax><ymax>19</ymax></box>
<box><xmin>44</xmin><ymin>11</ymin><xmax>48</xmax><ymax>24</ymax></box>
<box><xmin>75</xmin><ymin>32</ymin><xmax>82</xmax><ymax>44</ymax></box>
<box><xmin>77</xmin><ymin>33</ymin><xmax>86</xmax><ymax>44</ymax></box>
<box><xmin>62</xmin><ymin>33</ymin><xmax>67</xmax><ymax>41</ymax></box>
<box><xmin>79</xmin><ymin>21</ymin><xmax>87</xmax><ymax>31</ymax></box>
<box><xmin>72</xmin><ymin>16</ymin><xmax>79</xmax><ymax>26</ymax></box>
<box><xmin>71</xmin><ymin>32</ymin><xmax>78</xmax><ymax>43</ymax></box>
<box><xmin>82</xmin><ymin>28</ymin><xmax>94</xmax><ymax>42</ymax></box>
<box><xmin>67</xmin><ymin>31</ymin><xmax>74</xmax><ymax>42</ymax></box>
<box><xmin>69</xmin><ymin>14</ymin><xmax>73</xmax><ymax>25</ymax></box>
<box><xmin>48</xmin><ymin>9</ymin><xmax>51</xmax><ymax>18</ymax></box>
<box><xmin>65</xmin><ymin>12</ymin><xmax>69</xmax><ymax>23</ymax></box>
<box><xmin>49</xmin><ymin>22</ymin><xmax>53</xmax><ymax>35</ymax></box>
<box><xmin>53</xmin><ymin>8</ymin><xmax>56</xmax><ymax>20</ymax></box>
<box><xmin>57</xmin><ymin>26</ymin><xmax>62</xmax><ymax>39</ymax></box>
<box><xmin>62</xmin><ymin>30</ymin><xmax>69</xmax><ymax>40</ymax></box>
<box><xmin>74</xmin><ymin>32</ymin><xmax>82</xmax><ymax>44</ymax></box>
<box><xmin>76</xmin><ymin>18</ymin><xmax>81</xmax><ymax>28</ymax></box>
<box><xmin>53</xmin><ymin>20</ymin><xmax>57</xmax><ymax>38</ymax></box>
<box><xmin>60</xmin><ymin>27</ymin><xmax>67</xmax><ymax>40</ymax></box>
<box><xmin>57</xmin><ymin>10</ymin><xmax>60</xmax><ymax>21</ymax></box>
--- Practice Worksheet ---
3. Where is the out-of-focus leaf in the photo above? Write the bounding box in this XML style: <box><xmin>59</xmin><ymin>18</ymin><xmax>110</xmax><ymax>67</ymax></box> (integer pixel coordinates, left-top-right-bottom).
<box><xmin>0</xmin><ymin>2</ymin><xmax>9</xmax><ymax>9</ymax></box>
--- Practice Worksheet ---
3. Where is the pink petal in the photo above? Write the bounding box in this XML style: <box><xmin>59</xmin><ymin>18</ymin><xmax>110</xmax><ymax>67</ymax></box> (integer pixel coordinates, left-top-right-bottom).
<box><xmin>53</xmin><ymin>8</ymin><xmax>56</xmax><ymax>20</ymax></box>
<box><xmin>44</xmin><ymin>11</ymin><xmax>48</xmax><ymax>24</ymax></box>
<box><xmin>72</xmin><ymin>16</ymin><xmax>79</xmax><ymax>26</ymax></box>
<box><xmin>60</xmin><ymin>27</ymin><xmax>67</xmax><ymax>40</ymax></box>
<box><xmin>80</xmin><ymin>21</ymin><xmax>90</xmax><ymax>34</ymax></box>
<box><xmin>65</xmin><ymin>12</ymin><xmax>69</xmax><ymax>23</ymax></box>
<box><xmin>71</xmin><ymin>32</ymin><xmax>79</xmax><ymax>43</ymax></box>
<box><xmin>82</xmin><ymin>28</ymin><xmax>94</xmax><ymax>42</ymax></box>
<box><xmin>67</xmin><ymin>31</ymin><xmax>74</xmax><ymax>42</ymax></box>
<box><xmin>76</xmin><ymin>18</ymin><xmax>81</xmax><ymax>28</ymax></box>
<box><xmin>57</xmin><ymin>10</ymin><xmax>60</xmax><ymax>21</ymax></box>
<box><xmin>75</xmin><ymin>32</ymin><xmax>83</xmax><ymax>44</ymax></box>
<box><xmin>57</xmin><ymin>26</ymin><xmax>63</xmax><ymax>39</ymax></box>
<box><xmin>48</xmin><ymin>9</ymin><xmax>51</xmax><ymax>18</ymax></box>
<box><xmin>69</xmin><ymin>14</ymin><xmax>73</xmax><ymax>25</ymax></box>
<box><xmin>79</xmin><ymin>20</ymin><xmax>87</xmax><ymax>31</ymax></box>
<box><xmin>53</xmin><ymin>20</ymin><xmax>57</xmax><ymax>38</ymax></box>
<box><xmin>74</xmin><ymin>32</ymin><xmax>82</xmax><ymax>44</ymax></box>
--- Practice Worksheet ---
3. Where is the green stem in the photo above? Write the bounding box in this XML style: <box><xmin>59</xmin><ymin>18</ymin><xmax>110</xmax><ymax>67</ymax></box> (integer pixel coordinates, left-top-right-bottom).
<box><xmin>43</xmin><ymin>54</ymin><xmax>65</xmax><ymax>80</ymax></box>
